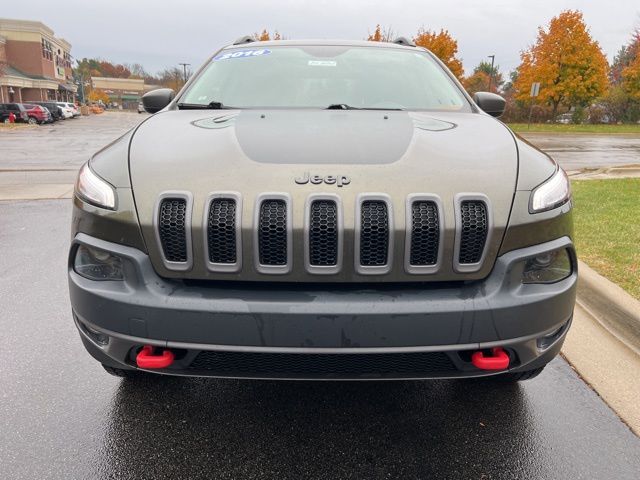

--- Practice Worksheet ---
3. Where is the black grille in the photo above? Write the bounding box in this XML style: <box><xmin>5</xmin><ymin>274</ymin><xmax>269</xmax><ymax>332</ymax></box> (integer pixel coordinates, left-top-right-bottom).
<box><xmin>188</xmin><ymin>350</ymin><xmax>457</xmax><ymax>378</ymax></box>
<box><xmin>309</xmin><ymin>200</ymin><xmax>338</xmax><ymax>266</ymax></box>
<box><xmin>360</xmin><ymin>201</ymin><xmax>389</xmax><ymax>266</ymax></box>
<box><xmin>207</xmin><ymin>198</ymin><xmax>237</xmax><ymax>264</ymax></box>
<box><xmin>158</xmin><ymin>198</ymin><xmax>188</xmax><ymax>262</ymax></box>
<box><xmin>459</xmin><ymin>200</ymin><xmax>488</xmax><ymax>264</ymax></box>
<box><xmin>258</xmin><ymin>199</ymin><xmax>288</xmax><ymax>266</ymax></box>
<box><xmin>410</xmin><ymin>201</ymin><xmax>440</xmax><ymax>266</ymax></box>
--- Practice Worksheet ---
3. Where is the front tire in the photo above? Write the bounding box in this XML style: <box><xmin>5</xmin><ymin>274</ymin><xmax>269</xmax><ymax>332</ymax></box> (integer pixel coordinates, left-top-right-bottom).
<box><xmin>28</xmin><ymin>117</ymin><xmax>37</xmax><ymax>125</ymax></box>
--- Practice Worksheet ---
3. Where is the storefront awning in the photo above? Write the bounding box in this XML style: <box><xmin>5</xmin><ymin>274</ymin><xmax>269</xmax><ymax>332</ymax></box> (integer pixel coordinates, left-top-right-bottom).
<box><xmin>58</xmin><ymin>83</ymin><xmax>77</xmax><ymax>93</ymax></box>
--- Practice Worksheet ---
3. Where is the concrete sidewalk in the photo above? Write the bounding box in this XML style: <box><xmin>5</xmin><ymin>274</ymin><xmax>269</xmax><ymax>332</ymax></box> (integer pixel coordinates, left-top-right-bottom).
<box><xmin>562</xmin><ymin>260</ymin><xmax>640</xmax><ymax>435</ymax></box>
<box><xmin>563</xmin><ymin>304</ymin><xmax>640</xmax><ymax>435</ymax></box>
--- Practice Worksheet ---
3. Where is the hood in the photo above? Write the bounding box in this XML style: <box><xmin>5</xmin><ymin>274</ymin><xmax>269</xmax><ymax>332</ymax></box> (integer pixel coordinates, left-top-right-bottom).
<box><xmin>129</xmin><ymin>109</ymin><xmax>518</xmax><ymax>281</ymax></box>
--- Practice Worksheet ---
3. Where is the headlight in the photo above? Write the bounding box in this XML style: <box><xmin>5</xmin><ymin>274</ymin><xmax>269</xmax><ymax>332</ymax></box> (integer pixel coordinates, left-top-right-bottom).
<box><xmin>74</xmin><ymin>162</ymin><xmax>116</xmax><ymax>210</ymax></box>
<box><xmin>74</xmin><ymin>245</ymin><xmax>124</xmax><ymax>281</ymax></box>
<box><xmin>529</xmin><ymin>167</ymin><xmax>571</xmax><ymax>213</ymax></box>
<box><xmin>522</xmin><ymin>248</ymin><xmax>572</xmax><ymax>284</ymax></box>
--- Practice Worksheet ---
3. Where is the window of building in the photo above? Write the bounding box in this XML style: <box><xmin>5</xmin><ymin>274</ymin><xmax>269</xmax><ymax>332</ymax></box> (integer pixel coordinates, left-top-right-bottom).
<box><xmin>41</xmin><ymin>39</ymin><xmax>53</xmax><ymax>61</ymax></box>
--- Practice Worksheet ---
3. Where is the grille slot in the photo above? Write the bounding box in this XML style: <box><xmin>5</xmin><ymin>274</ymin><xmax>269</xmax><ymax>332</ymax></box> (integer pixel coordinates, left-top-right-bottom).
<box><xmin>458</xmin><ymin>200</ymin><xmax>488</xmax><ymax>264</ymax></box>
<box><xmin>409</xmin><ymin>201</ymin><xmax>440</xmax><ymax>266</ymax></box>
<box><xmin>158</xmin><ymin>198</ymin><xmax>188</xmax><ymax>263</ymax></box>
<box><xmin>207</xmin><ymin>198</ymin><xmax>237</xmax><ymax>264</ymax></box>
<box><xmin>359</xmin><ymin>200</ymin><xmax>390</xmax><ymax>267</ymax></box>
<box><xmin>309</xmin><ymin>200</ymin><xmax>338</xmax><ymax>266</ymax></box>
<box><xmin>188</xmin><ymin>350</ymin><xmax>457</xmax><ymax>379</ymax></box>
<box><xmin>258</xmin><ymin>199</ymin><xmax>288</xmax><ymax>266</ymax></box>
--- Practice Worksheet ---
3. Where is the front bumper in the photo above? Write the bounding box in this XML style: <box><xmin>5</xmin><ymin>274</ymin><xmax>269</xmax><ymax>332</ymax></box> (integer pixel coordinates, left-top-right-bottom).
<box><xmin>69</xmin><ymin>234</ymin><xmax>577</xmax><ymax>380</ymax></box>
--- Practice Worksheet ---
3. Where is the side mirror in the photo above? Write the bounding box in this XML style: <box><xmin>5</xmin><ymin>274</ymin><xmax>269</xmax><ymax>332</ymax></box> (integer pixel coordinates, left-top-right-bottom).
<box><xmin>473</xmin><ymin>92</ymin><xmax>506</xmax><ymax>118</ymax></box>
<box><xmin>142</xmin><ymin>88</ymin><xmax>175</xmax><ymax>114</ymax></box>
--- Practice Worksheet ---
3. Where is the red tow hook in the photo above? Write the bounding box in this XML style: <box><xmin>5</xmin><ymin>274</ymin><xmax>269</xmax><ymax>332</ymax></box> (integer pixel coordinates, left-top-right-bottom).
<box><xmin>471</xmin><ymin>347</ymin><xmax>510</xmax><ymax>371</ymax></box>
<box><xmin>136</xmin><ymin>345</ymin><xmax>175</xmax><ymax>369</ymax></box>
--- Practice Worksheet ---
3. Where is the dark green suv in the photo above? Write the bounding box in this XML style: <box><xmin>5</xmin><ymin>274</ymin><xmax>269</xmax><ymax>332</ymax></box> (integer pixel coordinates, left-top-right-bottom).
<box><xmin>69</xmin><ymin>38</ymin><xmax>576</xmax><ymax>381</ymax></box>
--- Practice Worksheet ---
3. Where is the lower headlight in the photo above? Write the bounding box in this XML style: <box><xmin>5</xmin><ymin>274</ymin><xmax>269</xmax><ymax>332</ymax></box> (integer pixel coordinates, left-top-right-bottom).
<box><xmin>522</xmin><ymin>248</ymin><xmax>572</xmax><ymax>284</ymax></box>
<box><xmin>74</xmin><ymin>245</ymin><xmax>124</xmax><ymax>281</ymax></box>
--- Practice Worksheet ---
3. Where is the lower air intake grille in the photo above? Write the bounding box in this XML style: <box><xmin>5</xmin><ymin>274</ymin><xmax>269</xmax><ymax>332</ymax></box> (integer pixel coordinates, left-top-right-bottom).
<box><xmin>258</xmin><ymin>199</ymin><xmax>288</xmax><ymax>265</ymax></box>
<box><xmin>309</xmin><ymin>200</ymin><xmax>338</xmax><ymax>266</ymax></box>
<box><xmin>459</xmin><ymin>200</ymin><xmax>488</xmax><ymax>264</ymax></box>
<box><xmin>188</xmin><ymin>350</ymin><xmax>457</xmax><ymax>378</ymax></box>
<box><xmin>158</xmin><ymin>198</ymin><xmax>187</xmax><ymax>262</ymax></box>
<box><xmin>360</xmin><ymin>200</ymin><xmax>389</xmax><ymax>266</ymax></box>
<box><xmin>207</xmin><ymin>198</ymin><xmax>237</xmax><ymax>264</ymax></box>
<box><xmin>410</xmin><ymin>201</ymin><xmax>440</xmax><ymax>265</ymax></box>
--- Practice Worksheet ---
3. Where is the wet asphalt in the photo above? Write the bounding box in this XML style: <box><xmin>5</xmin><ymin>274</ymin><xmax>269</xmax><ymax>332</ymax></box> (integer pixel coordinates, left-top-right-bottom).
<box><xmin>1</xmin><ymin>200</ymin><xmax>640</xmax><ymax>479</ymax></box>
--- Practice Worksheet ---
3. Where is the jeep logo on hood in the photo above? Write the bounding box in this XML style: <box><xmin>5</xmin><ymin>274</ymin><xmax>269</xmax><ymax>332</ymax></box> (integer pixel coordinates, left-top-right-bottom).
<box><xmin>295</xmin><ymin>172</ymin><xmax>351</xmax><ymax>187</ymax></box>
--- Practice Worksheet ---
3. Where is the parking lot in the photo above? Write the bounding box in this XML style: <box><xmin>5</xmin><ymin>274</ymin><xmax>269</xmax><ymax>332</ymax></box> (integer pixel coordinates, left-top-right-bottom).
<box><xmin>2</xmin><ymin>113</ymin><xmax>640</xmax><ymax>479</ymax></box>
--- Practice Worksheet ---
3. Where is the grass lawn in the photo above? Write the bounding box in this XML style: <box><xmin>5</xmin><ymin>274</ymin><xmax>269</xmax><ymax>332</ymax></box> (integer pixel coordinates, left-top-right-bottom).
<box><xmin>508</xmin><ymin>123</ymin><xmax>640</xmax><ymax>134</ymax></box>
<box><xmin>572</xmin><ymin>178</ymin><xmax>640</xmax><ymax>299</ymax></box>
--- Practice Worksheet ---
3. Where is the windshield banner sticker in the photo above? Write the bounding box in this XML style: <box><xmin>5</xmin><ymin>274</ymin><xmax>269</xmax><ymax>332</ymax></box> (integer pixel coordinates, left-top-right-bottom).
<box><xmin>308</xmin><ymin>60</ymin><xmax>337</xmax><ymax>67</ymax></box>
<box><xmin>214</xmin><ymin>49</ymin><xmax>271</xmax><ymax>61</ymax></box>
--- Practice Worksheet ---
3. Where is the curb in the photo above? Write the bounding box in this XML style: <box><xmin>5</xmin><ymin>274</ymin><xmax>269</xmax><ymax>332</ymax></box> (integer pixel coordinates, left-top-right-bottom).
<box><xmin>577</xmin><ymin>260</ymin><xmax>640</xmax><ymax>355</ymax></box>
<box><xmin>568</xmin><ymin>165</ymin><xmax>640</xmax><ymax>180</ymax></box>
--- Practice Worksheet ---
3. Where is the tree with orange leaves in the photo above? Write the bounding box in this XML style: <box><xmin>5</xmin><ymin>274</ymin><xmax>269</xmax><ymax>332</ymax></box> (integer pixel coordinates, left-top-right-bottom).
<box><xmin>367</xmin><ymin>25</ymin><xmax>395</xmax><ymax>42</ymax></box>
<box><xmin>623</xmin><ymin>55</ymin><xmax>640</xmax><ymax>99</ymax></box>
<box><xmin>87</xmin><ymin>88</ymin><xmax>109</xmax><ymax>104</ymax></box>
<box><xmin>413</xmin><ymin>28</ymin><xmax>464</xmax><ymax>80</ymax></box>
<box><xmin>621</xmin><ymin>32</ymin><xmax>640</xmax><ymax>99</ymax></box>
<box><xmin>255</xmin><ymin>29</ymin><xmax>282</xmax><ymax>41</ymax></box>
<box><xmin>514</xmin><ymin>10</ymin><xmax>608</xmax><ymax>118</ymax></box>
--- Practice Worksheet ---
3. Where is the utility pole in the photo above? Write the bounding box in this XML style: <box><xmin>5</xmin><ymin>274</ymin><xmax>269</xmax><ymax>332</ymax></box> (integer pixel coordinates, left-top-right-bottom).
<box><xmin>487</xmin><ymin>55</ymin><xmax>495</xmax><ymax>92</ymax></box>
<box><xmin>178</xmin><ymin>63</ymin><xmax>190</xmax><ymax>85</ymax></box>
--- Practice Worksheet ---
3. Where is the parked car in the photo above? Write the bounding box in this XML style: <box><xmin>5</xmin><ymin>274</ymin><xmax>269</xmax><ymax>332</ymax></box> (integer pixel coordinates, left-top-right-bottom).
<box><xmin>35</xmin><ymin>101</ymin><xmax>64</xmax><ymax>122</ymax></box>
<box><xmin>556</xmin><ymin>113</ymin><xmax>572</xmax><ymax>124</ymax></box>
<box><xmin>70</xmin><ymin>38</ymin><xmax>576</xmax><ymax>382</ymax></box>
<box><xmin>137</xmin><ymin>102</ymin><xmax>145</xmax><ymax>113</ymax></box>
<box><xmin>65</xmin><ymin>102</ymin><xmax>81</xmax><ymax>117</ymax></box>
<box><xmin>56</xmin><ymin>102</ymin><xmax>75</xmax><ymax>119</ymax></box>
<box><xmin>0</xmin><ymin>103</ymin><xmax>29</xmax><ymax>123</ymax></box>
<box><xmin>22</xmin><ymin>104</ymin><xmax>53</xmax><ymax>124</ymax></box>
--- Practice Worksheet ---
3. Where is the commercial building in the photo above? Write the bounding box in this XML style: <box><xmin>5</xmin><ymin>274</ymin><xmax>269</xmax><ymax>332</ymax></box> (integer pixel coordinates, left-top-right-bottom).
<box><xmin>0</xmin><ymin>18</ymin><xmax>77</xmax><ymax>103</ymax></box>
<box><xmin>91</xmin><ymin>76</ymin><xmax>145</xmax><ymax>109</ymax></box>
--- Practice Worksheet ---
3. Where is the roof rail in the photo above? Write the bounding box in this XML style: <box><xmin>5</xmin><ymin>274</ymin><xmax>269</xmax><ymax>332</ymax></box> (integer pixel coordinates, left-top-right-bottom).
<box><xmin>233</xmin><ymin>35</ymin><xmax>257</xmax><ymax>46</ymax></box>
<box><xmin>392</xmin><ymin>37</ymin><xmax>416</xmax><ymax>47</ymax></box>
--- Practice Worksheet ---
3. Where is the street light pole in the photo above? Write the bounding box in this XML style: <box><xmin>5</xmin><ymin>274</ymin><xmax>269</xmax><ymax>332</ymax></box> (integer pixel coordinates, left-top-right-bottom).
<box><xmin>487</xmin><ymin>55</ymin><xmax>495</xmax><ymax>92</ymax></box>
<box><xmin>179</xmin><ymin>63</ymin><xmax>191</xmax><ymax>85</ymax></box>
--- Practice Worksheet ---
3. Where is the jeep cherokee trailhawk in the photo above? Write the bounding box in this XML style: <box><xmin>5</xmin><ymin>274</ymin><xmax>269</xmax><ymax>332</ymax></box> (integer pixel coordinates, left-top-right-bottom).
<box><xmin>69</xmin><ymin>38</ymin><xmax>576</xmax><ymax>380</ymax></box>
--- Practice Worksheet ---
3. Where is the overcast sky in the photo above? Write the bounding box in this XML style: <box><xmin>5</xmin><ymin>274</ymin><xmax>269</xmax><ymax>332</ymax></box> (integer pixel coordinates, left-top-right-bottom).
<box><xmin>4</xmin><ymin>0</ymin><xmax>639</xmax><ymax>76</ymax></box>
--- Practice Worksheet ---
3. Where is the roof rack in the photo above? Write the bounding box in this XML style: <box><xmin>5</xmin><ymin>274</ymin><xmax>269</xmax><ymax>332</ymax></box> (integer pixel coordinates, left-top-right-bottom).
<box><xmin>233</xmin><ymin>35</ymin><xmax>257</xmax><ymax>46</ymax></box>
<box><xmin>392</xmin><ymin>37</ymin><xmax>416</xmax><ymax>47</ymax></box>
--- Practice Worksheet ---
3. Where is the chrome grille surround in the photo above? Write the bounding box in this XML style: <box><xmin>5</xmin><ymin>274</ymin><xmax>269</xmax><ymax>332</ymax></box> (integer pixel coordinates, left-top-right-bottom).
<box><xmin>453</xmin><ymin>193</ymin><xmax>492</xmax><ymax>273</ymax></box>
<box><xmin>203</xmin><ymin>192</ymin><xmax>242</xmax><ymax>273</ymax></box>
<box><xmin>304</xmin><ymin>193</ymin><xmax>343</xmax><ymax>275</ymax></box>
<box><xmin>404</xmin><ymin>194</ymin><xmax>444</xmax><ymax>274</ymax></box>
<box><xmin>153</xmin><ymin>191</ymin><xmax>193</xmax><ymax>271</ymax></box>
<box><xmin>253</xmin><ymin>192</ymin><xmax>293</xmax><ymax>275</ymax></box>
<box><xmin>354</xmin><ymin>193</ymin><xmax>394</xmax><ymax>275</ymax></box>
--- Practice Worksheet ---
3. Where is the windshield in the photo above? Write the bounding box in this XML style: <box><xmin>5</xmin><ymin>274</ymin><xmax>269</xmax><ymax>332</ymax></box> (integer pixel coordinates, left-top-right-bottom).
<box><xmin>180</xmin><ymin>45</ymin><xmax>470</xmax><ymax>111</ymax></box>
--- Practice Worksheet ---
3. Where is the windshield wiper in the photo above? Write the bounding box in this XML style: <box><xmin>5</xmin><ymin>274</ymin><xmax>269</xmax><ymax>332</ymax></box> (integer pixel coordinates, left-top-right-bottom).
<box><xmin>325</xmin><ymin>103</ymin><xmax>361</xmax><ymax>110</ymax></box>
<box><xmin>325</xmin><ymin>103</ymin><xmax>404</xmax><ymax>111</ymax></box>
<box><xmin>176</xmin><ymin>101</ymin><xmax>232</xmax><ymax>110</ymax></box>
